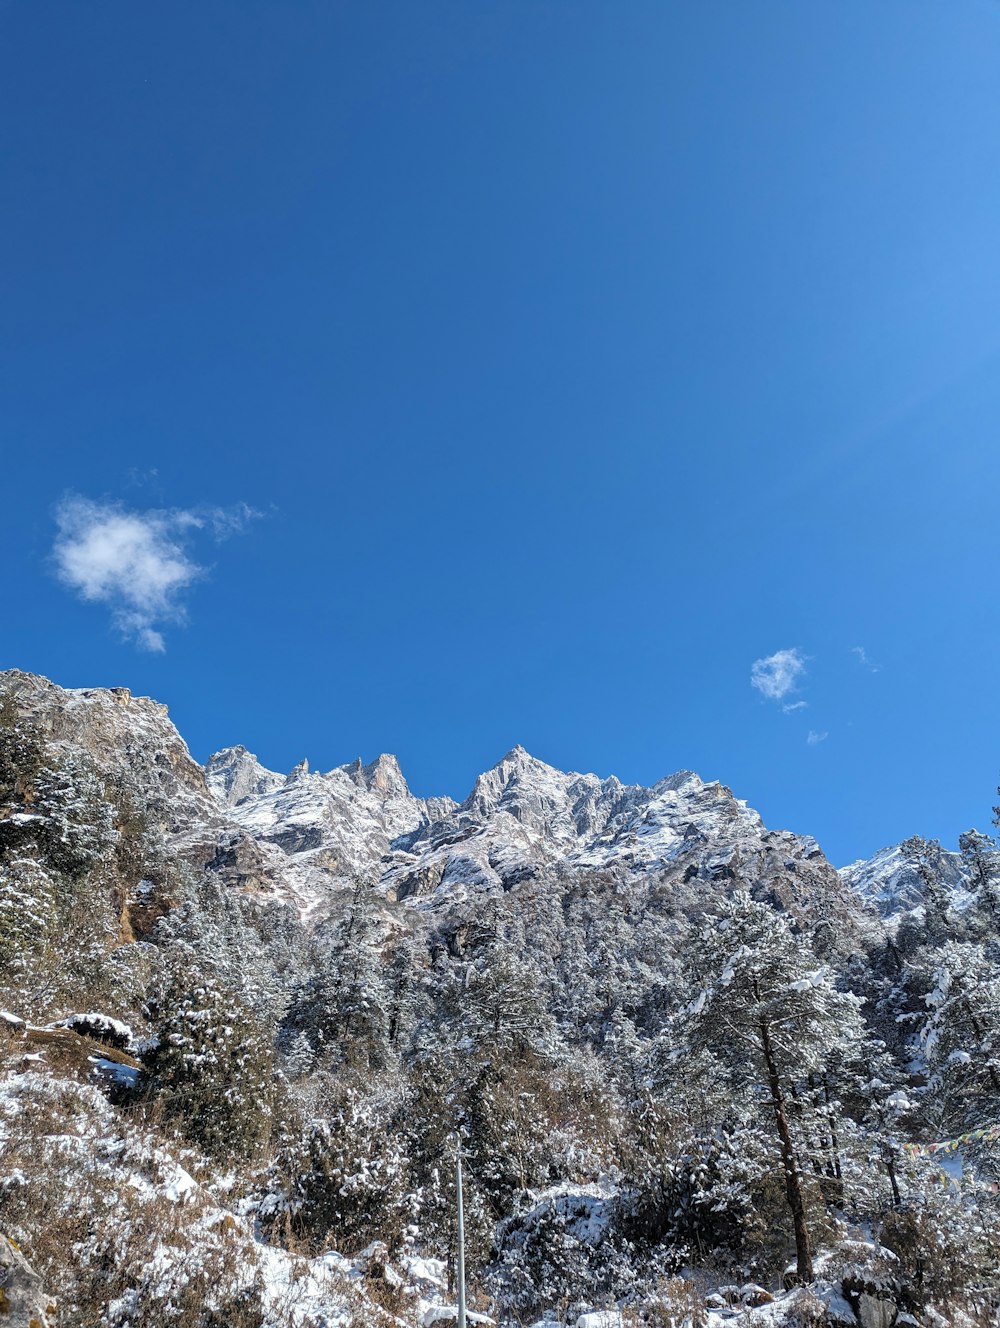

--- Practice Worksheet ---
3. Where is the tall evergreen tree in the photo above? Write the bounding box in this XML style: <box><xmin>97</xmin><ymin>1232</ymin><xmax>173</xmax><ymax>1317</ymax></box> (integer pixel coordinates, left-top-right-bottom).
<box><xmin>150</xmin><ymin>951</ymin><xmax>275</xmax><ymax>1163</ymax></box>
<box><xmin>918</xmin><ymin>939</ymin><xmax>1000</xmax><ymax>1143</ymax></box>
<box><xmin>310</xmin><ymin>879</ymin><xmax>391</xmax><ymax>1069</ymax></box>
<box><xmin>958</xmin><ymin>829</ymin><xmax>1000</xmax><ymax>929</ymax></box>
<box><xmin>678</xmin><ymin>890</ymin><xmax>867</xmax><ymax>1282</ymax></box>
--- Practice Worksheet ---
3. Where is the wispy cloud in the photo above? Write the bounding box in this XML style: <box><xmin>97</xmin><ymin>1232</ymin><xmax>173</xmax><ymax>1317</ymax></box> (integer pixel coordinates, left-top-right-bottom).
<box><xmin>125</xmin><ymin>467</ymin><xmax>160</xmax><ymax>489</ymax></box>
<box><xmin>52</xmin><ymin>495</ymin><xmax>260</xmax><ymax>652</ymax></box>
<box><xmin>751</xmin><ymin>648</ymin><xmax>807</xmax><ymax>702</ymax></box>
<box><xmin>807</xmin><ymin>730</ymin><xmax>828</xmax><ymax>746</ymax></box>
<box><xmin>782</xmin><ymin>700</ymin><xmax>808</xmax><ymax>713</ymax></box>
<box><xmin>851</xmin><ymin>645</ymin><xmax>880</xmax><ymax>672</ymax></box>
<box><xmin>203</xmin><ymin>502</ymin><xmax>260</xmax><ymax>541</ymax></box>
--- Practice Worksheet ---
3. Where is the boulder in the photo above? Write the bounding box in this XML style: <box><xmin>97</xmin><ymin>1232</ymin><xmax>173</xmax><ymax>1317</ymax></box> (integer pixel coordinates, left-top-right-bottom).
<box><xmin>0</xmin><ymin>1235</ymin><xmax>54</xmax><ymax>1328</ymax></box>
<box><xmin>855</xmin><ymin>1292</ymin><xmax>898</xmax><ymax>1328</ymax></box>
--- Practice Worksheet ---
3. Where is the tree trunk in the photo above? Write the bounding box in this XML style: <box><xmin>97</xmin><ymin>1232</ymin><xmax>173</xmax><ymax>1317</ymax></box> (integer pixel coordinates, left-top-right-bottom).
<box><xmin>821</xmin><ymin>1073</ymin><xmax>845</xmax><ymax>1203</ymax></box>
<box><xmin>966</xmin><ymin>1002</ymin><xmax>1000</xmax><ymax>1095</ymax></box>
<box><xmin>760</xmin><ymin>1018</ymin><xmax>813</xmax><ymax>1283</ymax></box>
<box><xmin>883</xmin><ymin>1147</ymin><xmax>901</xmax><ymax>1208</ymax></box>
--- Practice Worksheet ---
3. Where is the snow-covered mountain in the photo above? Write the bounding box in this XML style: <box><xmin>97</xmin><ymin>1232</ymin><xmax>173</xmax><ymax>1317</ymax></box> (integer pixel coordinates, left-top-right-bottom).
<box><xmin>0</xmin><ymin>672</ymin><xmax>859</xmax><ymax>927</ymax></box>
<box><xmin>203</xmin><ymin>736</ymin><xmax>869</xmax><ymax>940</ymax></box>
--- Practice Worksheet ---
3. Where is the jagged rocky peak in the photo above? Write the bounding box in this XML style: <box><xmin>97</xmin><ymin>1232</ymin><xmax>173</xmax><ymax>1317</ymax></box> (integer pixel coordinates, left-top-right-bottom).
<box><xmin>460</xmin><ymin>743</ymin><xmax>639</xmax><ymax>825</ymax></box>
<box><xmin>346</xmin><ymin>752</ymin><xmax>409</xmax><ymax>797</ymax></box>
<box><xmin>462</xmin><ymin>744</ymin><xmax>576</xmax><ymax>818</ymax></box>
<box><xmin>205</xmin><ymin>746</ymin><xmax>286</xmax><ymax>807</ymax></box>
<box><xmin>457</xmin><ymin>747</ymin><xmax>715</xmax><ymax>847</ymax></box>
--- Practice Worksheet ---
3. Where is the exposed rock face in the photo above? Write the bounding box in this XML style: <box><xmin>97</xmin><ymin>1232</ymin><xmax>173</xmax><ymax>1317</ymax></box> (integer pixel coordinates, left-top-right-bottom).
<box><xmin>1</xmin><ymin>670</ymin><xmax>864</xmax><ymax>931</ymax></box>
<box><xmin>1</xmin><ymin>671</ymin><xmax>220</xmax><ymax>843</ymax></box>
<box><xmin>853</xmin><ymin>1292</ymin><xmax>897</xmax><ymax>1328</ymax></box>
<box><xmin>0</xmin><ymin>1235</ymin><xmax>54</xmax><ymax>1328</ymax></box>
<box><xmin>205</xmin><ymin>745</ymin><xmax>284</xmax><ymax>807</ymax></box>
<box><xmin>839</xmin><ymin>841</ymin><xmax>972</xmax><ymax>924</ymax></box>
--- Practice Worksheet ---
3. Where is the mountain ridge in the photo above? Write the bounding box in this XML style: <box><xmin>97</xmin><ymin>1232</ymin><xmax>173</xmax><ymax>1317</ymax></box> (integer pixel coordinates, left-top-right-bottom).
<box><xmin>0</xmin><ymin>670</ymin><xmax>866</xmax><ymax>934</ymax></box>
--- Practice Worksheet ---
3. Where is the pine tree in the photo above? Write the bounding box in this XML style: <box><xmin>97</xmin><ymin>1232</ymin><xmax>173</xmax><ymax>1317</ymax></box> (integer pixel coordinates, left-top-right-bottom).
<box><xmin>384</xmin><ymin>933</ymin><xmax>426</xmax><ymax>1053</ymax></box>
<box><xmin>462</xmin><ymin>931</ymin><xmax>558</xmax><ymax>1059</ymax></box>
<box><xmin>277</xmin><ymin>1083</ymin><xmax>409</xmax><ymax>1254</ymax></box>
<box><xmin>0</xmin><ymin>854</ymin><xmax>57</xmax><ymax>1005</ymax></box>
<box><xmin>958</xmin><ymin>829</ymin><xmax>1000</xmax><ymax>929</ymax></box>
<box><xmin>900</xmin><ymin>836</ymin><xmax>957</xmax><ymax>946</ymax></box>
<box><xmin>150</xmin><ymin>953</ymin><xmax>275</xmax><ymax>1163</ymax></box>
<box><xmin>678</xmin><ymin>890</ymin><xmax>867</xmax><ymax>1282</ymax></box>
<box><xmin>918</xmin><ymin>939</ymin><xmax>1000</xmax><ymax>1141</ymax></box>
<box><xmin>310</xmin><ymin>879</ymin><xmax>391</xmax><ymax>1069</ymax></box>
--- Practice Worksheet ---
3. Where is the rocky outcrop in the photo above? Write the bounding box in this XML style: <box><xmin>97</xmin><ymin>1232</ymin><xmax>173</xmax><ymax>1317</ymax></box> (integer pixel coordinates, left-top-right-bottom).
<box><xmin>0</xmin><ymin>670</ymin><xmax>221</xmax><ymax>844</ymax></box>
<box><xmin>840</xmin><ymin>840</ymin><xmax>971</xmax><ymax>924</ymax></box>
<box><xmin>0</xmin><ymin>1235</ymin><xmax>55</xmax><ymax>1327</ymax></box>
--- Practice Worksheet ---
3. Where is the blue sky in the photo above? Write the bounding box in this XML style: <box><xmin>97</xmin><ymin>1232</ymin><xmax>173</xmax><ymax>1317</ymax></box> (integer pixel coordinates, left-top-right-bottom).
<box><xmin>3</xmin><ymin>1</ymin><xmax>1000</xmax><ymax>866</ymax></box>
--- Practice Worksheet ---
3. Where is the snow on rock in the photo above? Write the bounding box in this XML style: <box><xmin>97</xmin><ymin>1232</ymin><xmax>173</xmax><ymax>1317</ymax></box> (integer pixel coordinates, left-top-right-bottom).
<box><xmin>2</xmin><ymin>670</ymin><xmax>855</xmax><ymax>928</ymax></box>
<box><xmin>402</xmin><ymin>1254</ymin><xmax>448</xmax><ymax>1288</ymax></box>
<box><xmin>839</xmin><ymin>841</ymin><xmax>973</xmax><ymax>923</ymax></box>
<box><xmin>88</xmin><ymin>1057</ymin><xmax>142</xmax><ymax>1090</ymax></box>
<box><xmin>59</xmin><ymin>1012</ymin><xmax>134</xmax><ymax>1049</ymax></box>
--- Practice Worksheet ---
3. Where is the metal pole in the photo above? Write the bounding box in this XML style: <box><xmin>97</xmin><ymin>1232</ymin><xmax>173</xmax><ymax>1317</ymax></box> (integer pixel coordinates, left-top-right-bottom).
<box><xmin>455</xmin><ymin>1144</ymin><xmax>467</xmax><ymax>1328</ymax></box>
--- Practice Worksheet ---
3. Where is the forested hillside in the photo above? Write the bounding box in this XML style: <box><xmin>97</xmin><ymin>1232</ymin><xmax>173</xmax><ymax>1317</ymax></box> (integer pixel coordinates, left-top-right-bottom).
<box><xmin>1</xmin><ymin>670</ymin><xmax>998</xmax><ymax>1328</ymax></box>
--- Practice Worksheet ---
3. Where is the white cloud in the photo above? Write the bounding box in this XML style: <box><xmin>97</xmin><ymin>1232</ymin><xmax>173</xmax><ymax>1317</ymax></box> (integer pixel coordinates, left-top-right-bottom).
<box><xmin>807</xmin><ymin>730</ymin><xmax>828</xmax><ymax>745</ymax></box>
<box><xmin>751</xmin><ymin>648</ymin><xmax>806</xmax><ymax>701</ymax></box>
<box><xmin>851</xmin><ymin>645</ymin><xmax>880</xmax><ymax>672</ymax></box>
<box><xmin>782</xmin><ymin>700</ymin><xmax>808</xmax><ymax>713</ymax></box>
<box><xmin>53</xmin><ymin>495</ymin><xmax>258</xmax><ymax>651</ymax></box>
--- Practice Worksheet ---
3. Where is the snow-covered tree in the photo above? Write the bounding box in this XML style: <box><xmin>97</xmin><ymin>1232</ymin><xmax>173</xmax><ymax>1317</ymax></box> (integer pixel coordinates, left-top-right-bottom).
<box><xmin>959</xmin><ymin>828</ymin><xmax>1000</xmax><ymax>930</ymax></box>
<box><xmin>0</xmin><ymin>853</ymin><xmax>58</xmax><ymax>1004</ymax></box>
<box><xmin>917</xmin><ymin>939</ymin><xmax>1000</xmax><ymax>1153</ymax></box>
<box><xmin>309</xmin><ymin>880</ymin><xmax>391</xmax><ymax>1069</ymax></box>
<box><xmin>900</xmin><ymin>835</ymin><xmax>958</xmax><ymax>947</ymax></box>
<box><xmin>150</xmin><ymin>955</ymin><xmax>275</xmax><ymax>1163</ymax></box>
<box><xmin>461</xmin><ymin>929</ymin><xmax>559</xmax><ymax>1059</ymax></box>
<box><xmin>274</xmin><ymin>1082</ymin><xmax>409</xmax><ymax>1254</ymax></box>
<box><xmin>678</xmin><ymin>890</ymin><xmax>867</xmax><ymax>1282</ymax></box>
